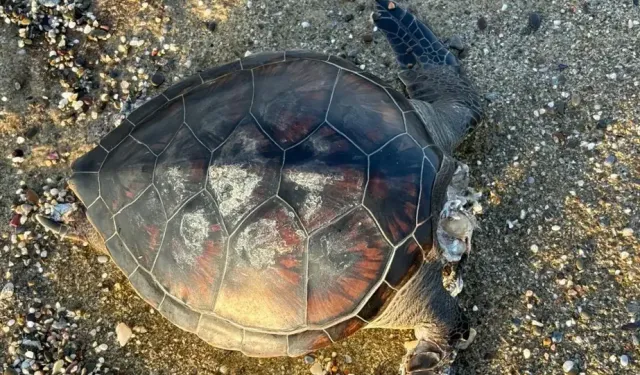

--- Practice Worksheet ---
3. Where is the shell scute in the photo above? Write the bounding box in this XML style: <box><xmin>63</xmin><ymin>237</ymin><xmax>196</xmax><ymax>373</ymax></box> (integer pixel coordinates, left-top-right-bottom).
<box><xmin>105</xmin><ymin>235</ymin><xmax>138</xmax><ymax>276</ymax></box>
<box><xmin>200</xmin><ymin>60</ymin><xmax>241</xmax><ymax>82</ymax></box>
<box><xmin>252</xmin><ymin>59</ymin><xmax>338</xmax><ymax>148</ymax></box>
<box><xmin>357</xmin><ymin>282</ymin><xmax>396</xmax><ymax>322</ymax></box>
<box><xmin>365</xmin><ymin>134</ymin><xmax>423</xmax><ymax>244</ymax></box>
<box><xmin>327</xmin><ymin>70</ymin><xmax>404</xmax><ymax>154</ymax></box>
<box><xmin>154</xmin><ymin>124</ymin><xmax>210</xmax><ymax>217</ymax></box>
<box><xmin>287</xmin><ymin>330</ymin><xmax>332</xmax><ymax>357</ymax></box>
<box><xmin>131</xmin><ymin>97</ymin><xmax>184</xmax><ymax>154</ymax></box>
<box><xmin>100</xmin><ymin>121</ymin><xmax>133</xmax><ymax>151</ymax></box>
<box><xmin>241</xmin><ymin>331</ymin><xmax>288</xmax><ymax>357</ymax></box>
<box><xmin>71</xmin><ymin>145</ymin><xmax>107</xmax><ymax>172</ymax></box>
<box><xmin>164</xmin><ymin>74</ymin><xmax>202</xmax><ymax>99</ymax></box>
<box><xmin>129</xmin><ymin>268</ymin><xmax>165</xmax><ymax>308</ymax></box>
<box><xmin>214</xmin><ymin>197</ymin><xmax>307</xmax><ymax>331</ymax></box>
<box><xmin>197</xmin><ymin>314</ymin><xmax>243</xmax><ymax>350</ymax></box>
<box><xmin>159</xmin><ymin>296</ymin><xmax>200</xmax><ymax>333</ymax></box>
<box><xmin>241</xmin><ymin>51</ymin><xmax>285</xmax><ymax>70</ymax></box>
<box><xmin>68</xmin><ymin>173</ymin><xmax>99</xmax><ymax>206</ymax></box>
<box><xmin>100</xmin><ymin>136</ymin><xmax>156</xmax><ymax>213</ymax></box>
<box><xmin>127</xmin><ymin>95</ymin><xmax>168</xmax><ymax>125</ymax></box>
<box><xmin>114</xmin><ymin>187</ymin><xmax>166</xmax><ymax>270</ymax></box>
<box><xmin>86</xmin><ymin>198</ymin><xmax>115</xmax><ymax>240</ymax></box>
<box><xmin>307</xmin><ymin>207</ymin><xmax>392</xmax><ymax>326</ymax></box>
<box><xmin>385</xmin><ymin>237</ymin><xmax>424</xmax><ymax>289</ymax></box>
<box><xmin>153</xmin><ymin>191</ymin><xmax>227</xmax><ymax>311</ymax></box>
<box><xmin>206</xmin><ymin>116</ymin><xmax>282</xmax><ymax>232</ymax></box>
<box><xmin>279</xmin><ymin>124</ymin><xmax>367</xmax><ymax>232</ymax></box>
<box><xmin>184</xmin><ymin>70</ymin><xmax>253</xmax><ymax>150</ymax></box>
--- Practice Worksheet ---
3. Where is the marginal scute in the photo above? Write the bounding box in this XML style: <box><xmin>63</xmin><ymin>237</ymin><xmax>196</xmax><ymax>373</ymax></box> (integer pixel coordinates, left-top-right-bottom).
<box><xmin>100</xmin><ymin>136</ymin><xmax>156</xmax><ymax>213</ymax></box>
<box><xmin>280</xmin><ymin>124</ymin><xmax>367</xmax><ymax>232</ymax></box>
<box><xmin>153</xmin><ymin>191</ymin><xmax>227</xmax><ymax>311</ymax></box>
<box><xmin>131</xmin><ymin>97</ymin><xmax>184</xmax><ymax>154</ymax></box>
<box><xmin>105</xmin><ymin>235</ymin><xmax>138</xmax><ymax>276</ymax></box>
<box><xmin>159</xmin><ymin>296</ymin><xmax>200</xmax><ymax>333</ymax></box>
<box><xmin>327</xmin><ymin>70</ymin><xmax>404</xmax><ymax>153</ymax></box>
<box><xmin>414</xmin><ymin>217</ymin><xmax>434</xmax><ymax>255</ymax></box>
<box><xmin>242</xmin><ymin>331</ymin><xmax>288</xmax><ymax>357</ymax></box>
<box><xmin>430</xmin><ymin>151</ymin><xmax>455</xmax><ymax>220</ymax></box>
<box><xmin>365</xmin><ymin>134</ymin><xmax>422</xmax><ymax>244</ymax></box>
<box><xmin>206</xmin><ymin>116</ymin><xmax>282</xmax><ymax>231</ymax></box>
<box><xmin>328</xmin><ymin>55</ymin><xmax>360</xmax><ymax>71</ymax></box>
<box><xmin>164</xmin><ymin>74</ymin><xmax>202</xmax><ymax>99</ymax></box>
<box><xmin>307</xmin><ymin>207</ymin><xmax>392</xmax><ymax>326</ymax></box>
<box><xmin>129</xmin><ymin>268</ymin><xmax>165</xmax><ymax>308</ymax></box>
<box><xmin>215</xmin><ymin>197</ymin><xmax>306</xmax><ymax>331</ymax></box>
<box><xmin>86</xmin><ymin>198</ymin><xmax>115</xmax><ymax>240</ymax></box>
<box><xmin>252</xmin><ymin>60</ymin><xmax>338</xmax><ymax>148</ymax></box>
<box><xmin>287</xmin><ymin>330</ymin><xmax>333</xmax><ymax>357</ymax></box>
<box><xmin>418</xmin><ymin>157</ymin><xmax>435</xmax><ymax>223</ymax></box>
<box><xmin>197</xmin><ymin>314</ymin><xmax>243</xmax><ymax>350</ymax></box>
<box><xmin>385</xmin><ymin>237</ymin><xmax>424</xmax><ymax>289</ymax></box>
<box><xmin>387</xmin><ymin>88</ymin><xmax>414</xmax><ymax>112</ymax></box>
<box><xmin>241</xmin><ymin>51</ymin><xmax>286</xmax><ymax>69</ymax></box>
<box><xmin>100</xmin><ymin>122</ymin><xmax>133</xmax><ymax>151</ymax></box>
<box><xmin>200</xmin><ymin>60</ymin><xmax>242</xmax><ymax>82</ymax></box>
<box><xmin>285</xmin><ymin>50</ymin><xmax>330</xmax><ymax>61</ymax></box>
<box><xmin>71</xmin><ymin>146</ymin><xmax>107</xmax><ymax>172</ymax></box>
<box><xmin>114</xmin><ymin>187</ymin><xmax>166</xmax><ymax>270</ymax></box>
<box><xmin>325</xmin><ymin>316</ymin><xmax>366</xmax><ymax>342</ymax></box>
<box><xmin>68</xmin><ymin>173</ymin><xmax>99</xmax><ymax>206</ymax></box>
<box><xmin>406</xmin><ymin>111</ymin><xmax>434</xmax><ymax>148</ymax></box>
<box><xmin>127</xmin><ymin>95</ymin><xmax>168</xmax><ymax>125</ymax></box>
<box><xmin>154</xmin><ymin>124</ymin><xmax>210</xmax><ymax>217</ymax></box>
<box><xmin>184</xmin><ymin>70</ymin><xmax>253</xmax><ymax>150</ymax></box>
<box><xmin>358</xmin><ymin>282</ymin><xmax>396</xmax><ymax>321</ymax></box>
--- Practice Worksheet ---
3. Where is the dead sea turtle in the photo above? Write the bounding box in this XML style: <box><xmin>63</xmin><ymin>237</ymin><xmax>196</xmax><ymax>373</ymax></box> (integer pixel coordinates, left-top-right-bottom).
<box><xmin>37</xmin><ymin>1</ymin><xmax>483</xmax><ymax>373</ymax></box>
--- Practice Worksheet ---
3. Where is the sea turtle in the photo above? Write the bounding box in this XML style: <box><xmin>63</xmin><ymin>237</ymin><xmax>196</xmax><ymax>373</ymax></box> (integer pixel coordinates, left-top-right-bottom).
<box><xmin>37</xmin><ymin>1</ymin><xmax>483</xmax><ymax>373</ymax></box>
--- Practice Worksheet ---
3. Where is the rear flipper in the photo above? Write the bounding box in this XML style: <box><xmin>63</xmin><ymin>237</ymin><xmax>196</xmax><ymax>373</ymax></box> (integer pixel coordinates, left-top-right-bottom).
<box><xmin>373</xmin><ymin>1</ymin><xmax>483</xmax><ymax>152</ymax></box>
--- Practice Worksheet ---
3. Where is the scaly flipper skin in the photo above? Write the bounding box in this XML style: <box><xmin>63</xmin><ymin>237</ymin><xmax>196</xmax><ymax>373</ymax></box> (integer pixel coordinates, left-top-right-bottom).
<box><xmin>373</xmin><ymin>0</ymin><xmax>483</xmax><ymax>153</ymax></box>
<box><xmin>372</xmin><ymin>0</ymin><xmax>459</xmax><ymax>70</ymax></box>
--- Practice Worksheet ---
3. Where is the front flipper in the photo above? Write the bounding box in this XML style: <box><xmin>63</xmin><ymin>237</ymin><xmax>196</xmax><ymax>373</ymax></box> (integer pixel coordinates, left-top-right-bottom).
<box><xmin>372</xmin><ymin>0</ymin><xmax>459</xmax><ymax>70</ymax></box>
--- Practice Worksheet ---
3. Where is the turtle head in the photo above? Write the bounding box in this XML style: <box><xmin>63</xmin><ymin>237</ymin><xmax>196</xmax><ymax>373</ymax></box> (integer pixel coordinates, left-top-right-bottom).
<box><xmin>36</xmin><ymin>206</ymin><xmax>108</xmax><ymax>254</ymax></box>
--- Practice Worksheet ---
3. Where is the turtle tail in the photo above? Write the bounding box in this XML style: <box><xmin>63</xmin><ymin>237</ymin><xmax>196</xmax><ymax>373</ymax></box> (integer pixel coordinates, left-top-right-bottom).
<box><xmin>372</xmin><ymin>0</ymin><xmax>459</xmax><ymax>71</ymax></box>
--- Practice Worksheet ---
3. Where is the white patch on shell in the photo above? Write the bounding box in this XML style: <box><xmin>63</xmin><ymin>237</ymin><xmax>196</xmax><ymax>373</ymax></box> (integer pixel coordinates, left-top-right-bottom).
<box><xmin>234</xmin><ymin>218</ymin><xmax>301</xmax><ymax>269</ymax></box>
<box><xmin>158</xmin><ymin>166</ymin><xmax>187</xmax><ymax>201</ymax></box>
<box><xmin>208</xmin><ymin>163</ymin><xmax>261</xmax><ymax>223</ymax></box>
<box><xmin>288</xmin><ymin>163</ymin><xmax>344</xmax><ymax>223</ymax></box>
<box><xmin>174</xmin><ymin>208</ymin><xmax>209</xmax><ymax>268</ymax></box>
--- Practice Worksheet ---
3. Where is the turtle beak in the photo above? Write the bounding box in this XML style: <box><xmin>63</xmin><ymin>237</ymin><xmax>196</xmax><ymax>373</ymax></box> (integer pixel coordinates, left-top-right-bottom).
<box><xmin>36</xmin><ymin>214</ymin><xmax>85</xmax><ymax>243</ymax></box>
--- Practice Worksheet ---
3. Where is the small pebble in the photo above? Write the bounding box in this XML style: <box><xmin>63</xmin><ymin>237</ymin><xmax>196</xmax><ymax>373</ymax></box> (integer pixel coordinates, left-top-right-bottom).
<box><xmin>477</xmin><ymin>16</ymin><xmax>488</xmax><ymax>30</ymax></box>
<box><xmin>620</xmin><ymin>355</ymin><xmax>629</xmax><ymax>367</ymax></box>
<box><xmin>219</xmin><ymin>365</ymin><xmax>228</xmax><ymax>374</ymax></box>
<box><xmin>362</xmin><ymin>33</ymin><xmax>373</xmax><ymax>43</ymax></box>
<box><xmin>151</xmin><ymin>72</ymin><xmax>165</xmax><ymax>87</ymax></box>
<box><xmin>551</xmin><ymin>225</ymin><xmax>561</xmax><ymax>231</ymax></box>
<box><xmin>344</xmin><ymin>355</ymin><xmax>353</xmax><ymax>364</ymax></box>
<box><xmin>97</xmin><ymin>255</ymin><xmax>109</xmax><ymax>264</ymax></box>
<box><xmin>309</xmin><ymin>362</ymin><xmax>323</xmax><ymax>375</ymax></box>
<box><xmin>523</xmin><ymin>348</ymin><xmax>531</xmax><ymax>359</ymax></box>
<box><xmin>116</xmin><ymin>322</ymin><xmax>133</xmax><ymax>347</ymax></box>
<box><xmin>301</xmin><ymin>21</ymin><xmax>311</xmax><ymax>28</ymax></box>
<box><xmin>206</xmin><ymin>20</ymin><xmax>217</xmax><ymax>32</ymax></box>
<box><xmin>604</xmin><ymin>154</ymin><xmax>617</xmax><ymax>167</ymax></box>
<box><xmin>303</xmin><ymin>355</ymin><xmax>315</xmax><ymax>364</ymax></box>
<box><xmin>622</xmin><ymin>228</ymin><xmax>634</xmax><ymax>237</ymax></box>
<box><xmin>528</xmin><ymin>12</ymin><xmax>542</xmax><ymax>32</ymax></box>
<box><xmin>562</xmin><ymin>360</ymin><xmax>576</xmax><ymax>373</ymax></box>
